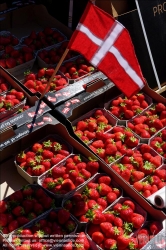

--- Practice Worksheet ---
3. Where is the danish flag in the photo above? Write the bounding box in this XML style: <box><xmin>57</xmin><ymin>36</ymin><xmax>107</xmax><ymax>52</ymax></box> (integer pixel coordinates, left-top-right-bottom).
<box><xmin>68</xmin><ymin>2</ymin><xmax>146</xmax><ymax>98</ymax></box>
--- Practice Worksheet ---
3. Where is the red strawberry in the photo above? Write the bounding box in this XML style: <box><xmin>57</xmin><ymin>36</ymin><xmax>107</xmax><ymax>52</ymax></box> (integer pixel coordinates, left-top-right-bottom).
<box><xmin>104</xmin><ymin>239</ymin><xmax>117</xmax><ymax>250</ymax></box>
<box><xmin>91</xmin><ymin>231</ymin><xmax>104</xmax><ymax>245</ymax></box>
<box><xmin>149</xmin><ymin>221</ymin><xmax>162</xmax><ymax>235</ymax></box>
<box><xmin>86</xmin><ymin>159</ymin><xmax>99</xmax><ymax>175</ymax></box>
<box><xmin>117</xmin><ymin>234</ymin><xmax>130</xmax><ymax>249</ymax></box>
<box><xmin>98</xmin><ymin>175</ymin><xmax>111</xmax><ymax>185</ymax></box>
<box><xmin>86</xmin><ymin>209</ymin><xmax>106</xmax><ymax>224</ymax></box>
<box><xmin>106</xmin><ymin>192</ymin><xmax>117</xmax><ymax>204</ymax></box>
<box><xmin>131</xmin><ymin>213</ymin><xmax>145</xmax><ymax>228</ymax></box>
<box><xmin>97</xmin><ymin>183</ymin><xmax>112</xmax><ymax>196</ymax></box>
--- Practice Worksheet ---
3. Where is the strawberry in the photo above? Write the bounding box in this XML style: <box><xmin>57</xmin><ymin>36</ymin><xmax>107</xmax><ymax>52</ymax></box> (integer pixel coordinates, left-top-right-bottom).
<box><xmin>91</xmin><ymin>140</ymin><xmax>104</xmax><ymax>148</ymax></box>
<box><xmin>91</xmin><ymin>231</ymin><xmax>104</xmax><ymax>245</ymax></box>
<box><xmin>104</xmin><ymin>239</ymin><xmax>117</xmax><ymax>250</ymax></box>
<box><xmin>131</xmin><ymin>213</ymin><xmax>145</xmax><ymax>228</ymax></box>
<box><xmin>106</xmin><ymin>192</ymin><xmax>117</xmax><ymax>204</ymax></box>
<box><xmin>125</xmin><ymin>136</ymin><xmax>139</xmax><ymax>148</ymax></box>
<box><xmin>117</xmin><ymin>234</ymin><xmax>130</xmax><ymax>249</ymax></box>
<box><xmin>6</xmin><ymin>57</ymin><xmax>16</xmax><ymax>68</ymax></box>
<box><xmin>97</xmin><ymin>183</ymin><xmax>112</xmax><ymax>196</ymax></box>
<box><xmin>86</xmin><ymin>159</ymin><xmax>99</xmax><ymax>175</ymax></box>
<box><xmin>83</xmin><ymin>187</ymin><xmax>100</xmax><ymax>200</ymax></box>
<box><xmin>130</xmin><ymin>170</ymin><xmax>145</xmax><ymax>183</ymax></box>
<box><xmin>86</xmin><ymin>209</ymin><xmax>106</xmax><ymax>224</ymax></box>
<box><xmin>16</xmin><ymin>151</ymin><xmax>27</xmax><ymax>163</ymax></box>
<box><xmin>120</xmin><ymin>205</ymin><xmax>134</xmax><ymax>222</ymax></box>
<box><xmin>98</xmin><ymin>175</ymin><xmax>111</xmax><ymax>185</ymax></box>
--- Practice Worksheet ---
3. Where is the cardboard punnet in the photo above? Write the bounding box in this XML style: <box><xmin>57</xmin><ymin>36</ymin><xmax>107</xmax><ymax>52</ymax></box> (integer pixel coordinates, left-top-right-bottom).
<box><xmin>0</xmin><ymin>67</ymin><xmax>51</xmax><ymax>146</ymax></box>
<box><xmin>0</xmin><ymin>114</ymin><xmax>166</xmax><ymax>247</ymax></box>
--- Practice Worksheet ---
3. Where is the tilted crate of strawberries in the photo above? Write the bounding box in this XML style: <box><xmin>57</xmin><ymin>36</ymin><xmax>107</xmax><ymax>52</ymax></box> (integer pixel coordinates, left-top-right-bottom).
<box><xmin>20</xmin><ymin>27</ymin><xmax>67</xmax><ymax>52</ymax></box>
<box><xmin>0</xmin><ymin>31</ymin><xmax>19</xmax><ymax>53</ymax></box>
<box><xmin>22</xmin><ymin>68</ymin><xmax>68</xmax><ymax>94</ymax></box>
<box><xmin>38</xmin><ymin>154</ymin><xmax>100</xmax><ymax>203</ymax></box>
<box><xmin>104</xmin><ymin>92</ymin><xmax>152</xmax><ymax>126</ymax></box>
<box><xmin>0</xmin><ymin>89</ymin><xmax>27</xmax><ymax>121</ymax></box>
<box><xmin>37</xmin><ymin>40</ymin><xmax>78</xmax><ymax>68</ymax></box>
<box><xmin>110</xmin><ymin>143</ymin><xmax>163</xmax><ymax>186</ymax></box>
<box><xmin>62</xmin><ymin>173</ymin><xmax>122</xmax><ymax>228</ymax></box>
<box><xmin>88</xmin><ymin>126</ymin><xmax>140</xmax><ymax>165</ymax></box>
<box><xmin>59</xmin><ymin>56</ymin><xmax>97</xmax><ymax>83</ymax></box>
<box><xmin>133</xmin><ymin>164</ymin><xmax>166</xmax><ymax>199</ymax></box>
<box><xmin>0</xmin><ymin>45</ymin><xmax>36</xmax><ymax>76</ymax></box>
<box><xmin>0</xmin><ymin>185</ymin><xmax>55</xmax><ymax>236</ymax></box>
<box><xmin>14</xmin><ymin>135</ymin><xmax>73</xmax><ymax>184</ymax></box>
<box><xmin>127</xmin><ymin>102</ymin><xmax>166</xmax><ymax>142</ymax></box>
<box><xmin>72</xmin><ymin>108</ymin><xmax>117</xmax><ymax>145</ymax></box>
<box><xmin>149</xmin><ymin>127</ymin><xmax>166</xmax><ymax>160</ymax></box>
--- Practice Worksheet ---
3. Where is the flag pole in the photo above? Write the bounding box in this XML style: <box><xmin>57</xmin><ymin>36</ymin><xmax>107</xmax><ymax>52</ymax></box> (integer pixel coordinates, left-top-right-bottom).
<box><xmin>39</xmin><ymin>48</ymin><xmax>69</xmax><ymax>100</ymax></box>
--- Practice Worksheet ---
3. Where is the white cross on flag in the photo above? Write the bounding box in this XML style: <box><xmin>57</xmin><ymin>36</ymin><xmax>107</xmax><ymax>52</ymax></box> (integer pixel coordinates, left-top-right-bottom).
<box><xmin>68</xmin><ymin>2</ymin><xmax>146</xmax><ymax>98</ymax></box>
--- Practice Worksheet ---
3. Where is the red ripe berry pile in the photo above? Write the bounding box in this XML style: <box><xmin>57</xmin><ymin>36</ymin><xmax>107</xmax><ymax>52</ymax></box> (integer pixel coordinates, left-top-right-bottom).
<box><xmin>111</xmin><ymin>144</ymin><xmax>162</xmax><ymax>184</ymax></box>
<box><xmin>60</xmin><ymin>232</ymin><xmax>91</xmax><ymax>250</ymax></box>
<box><xmin>59</xmin><ymin>57</ymin><xmax>95</xmax><ymax>80</ymax></box>
<box><xmin>150</xmin><ymin>128</ymin><xmax>166</xmax><ymax>158</ymax></box>
<box><xmin>38</xmin><ymin>40</ymin><xmax>77</xmax><ymax>65</ymax></box>
<box><xmin>89</xmin><ymin>126</ymin><xmax>139</xmax><ymax>164</ymax></box>
<box><xmin>63</xmin><ymin>175</ymin><xmax>121</xmax><ymax>223</ymax></box>
<box><xmin>0</xmin><ymin>33</ymin><xmax>19</xmax><ymax>52</ymax></box>
<box><xmin>0</xmin><ymin>186</ymin><xmax>55</xmax><ymax>234</ymax></box>
<box><xmin>11</xmin><ymin>208</ymin><xmax>76</xmax><ymax>250</ymax></box>
<box><xmin>42</xmin><ymin>155</ymin><xmax>99</xmax><ymax>195</ymax></box>
<box><xmin>0</xmin><ymin>89</ymin><xmax>25</xmax><ymax>113</ymax></box>
<box><xmin>21</xmin><ymin>27</ymin><xmax>65</xmax><ymax>51</ymax></box>
<box><xmin>87</xmin><ymin>199</ymin><xmax>145</xmax><ymax>250</ymax></box>
<box><xmin>16</xmin><ymin>138</ymin><xmax>71</xmax><ymax>176</ymax></box>
<box><xmin>108</xmin><ymin>93</ymin><xmax>149</xmax><ymax>120</ymax></box>
<box><xmin>0</xmin><ymin>76</ymin><xmax>10</xmax><ymax>94</ymax></box>
<box><xmin>0</xmin><ymin>46</ymin><xmax>34</xmax><ymax>69</ymax></box>
<box><xmin>136</xmin><ymin>221</ymin><xmax>163</xmax><ymax>249</ymax></box>
<box><xmin>133</xmin><ymin>166</ymin><xmax>166</xmax><ymax>198</ymax></box>
<box><xmin>128</xmin><ymin>102</ymin><xmax>166</xmax><ymax>139</ymax></box>
<box><xmin>73</xmin><ymin>109</ymin><xmax>115</xmax><ymax>144</ymax></box>
<box><xmin>23</xmin><ymin>68</ymin><xmax>68</xmax><ymax>94</ymax></box>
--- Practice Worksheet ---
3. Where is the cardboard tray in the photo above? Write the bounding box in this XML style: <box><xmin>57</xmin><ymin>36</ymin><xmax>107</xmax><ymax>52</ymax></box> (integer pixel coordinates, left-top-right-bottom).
<box><xmin>0</xmin><ymin>113</ymin><xmax>166</xmax><ymax>249</ymax></box>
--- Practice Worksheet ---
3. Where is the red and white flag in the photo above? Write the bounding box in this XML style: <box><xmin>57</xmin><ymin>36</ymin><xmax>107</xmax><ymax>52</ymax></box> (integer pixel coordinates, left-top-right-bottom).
<box><xmin>68</xmin><ymin>2</ymin><xmax>146</xmax><ymax>98</ymax></box>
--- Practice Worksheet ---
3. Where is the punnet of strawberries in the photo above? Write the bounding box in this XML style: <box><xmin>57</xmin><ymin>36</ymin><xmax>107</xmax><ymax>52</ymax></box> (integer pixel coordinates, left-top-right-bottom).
<box><xmin>73</xmin><ymin>109</ymin><xmax>116</xmax><ymax>144</ymax></box>
<box><xmin>127</xmin><ymin>102</ymin><xmax>166</xmax><ymax>139</ymax></box>
<box><xmin>0</xmin><ymin>76</ymin><xmax>10</xmax><ymax>94</ymax></box>
<box><xmin>10</xmin><ymin>208</ymin><xmax>77</xmax><ymax>250</ymax></box>
<box><xmin>59</xmin><ymin>57</ymin><xmax>96</xmax><ymax>80</ymax></box>
<box><xmin>0</xmin><ymin>32</ymin><xmax>19</xmax><ymax>52</ymax></box>
<box><xmin>89</xmin><ymin>126</ymin><xmax>139</xmax><ymax>164</ymax></box>
<box><xmin>23</xmin><ymin>68</ymin><xmax>68</xmax><ymax>94</ymax></box>
<box><xmin>133</xmin><ymin>164</ymin><xmax>166</xmax><ymax>198</ymax></box>
<box><xmin>149</xmin><ymin>128</ymin><xmax>166</xmax><ymax>158</ymax></box>
<box><xmin>107</xmin><ymin>92</ymin><xmax>151</xmax><ymax>120</ymax></box>
<box><xmin>0</xmin><ymin>185</ymin><xmax>55</xmax><ymax>235</ymax></box>
<box><xmin>37</xmin><ymin>40</ymin><xmax>78</xmax><ymax>65</ymax></box>
<box><xmin>20</xmin><ymin>27</ymin><xmax>66</xmax><ymax>51</ymax></box>
<box><xmin>0</xmin><ymin>89</ymin><xmax>25</xmax><ymax>113</ymax></box>
<box><xmin>63</xmin><ymin>174</ymin><xmax>121</xmax><ymax>223</ymax></box>
<box><xmin>86</xmin><ymin>198</ymin><xmax>146</xmax><ymax>250</ymax></box>
<box><xmin>111</xmin><ymin>143</ymin><xmax>163</xmax><ymax>184</ymax></box>
<box><xmin>40</xmin><ymin>155</ymin><xmax>99</xmax><ymax>195</ymax></box>
<box><xmin>0</xmin><ymin>46</ymin><xmax>35</xmax><ymax>69</ymax></box>
<box><xmin>15</xmin><ymin>137</ymin><xmax>72</xmax><ymax>177</ymax></box>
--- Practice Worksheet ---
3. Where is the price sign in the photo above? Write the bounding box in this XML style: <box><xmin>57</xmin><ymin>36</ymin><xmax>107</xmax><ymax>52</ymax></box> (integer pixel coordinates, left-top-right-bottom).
<box><xmin>135</xmin><ymin>0</ymin><xmax>166</xmax><ymax>88</ymax></box>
